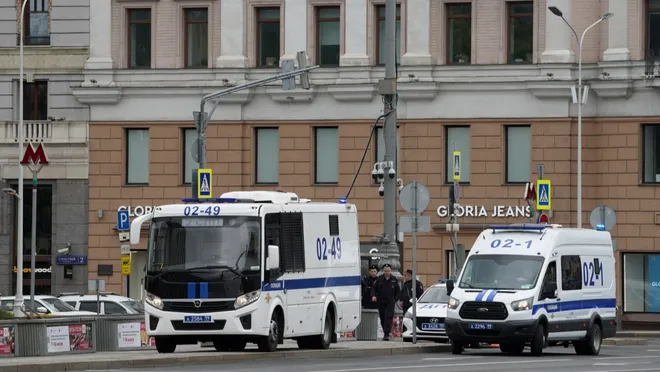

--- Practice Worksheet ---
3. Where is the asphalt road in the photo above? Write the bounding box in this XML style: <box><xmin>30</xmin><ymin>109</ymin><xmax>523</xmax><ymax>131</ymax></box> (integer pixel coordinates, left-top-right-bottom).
<box><xmin>104</xmin><ymin>339</ymin><xmax>660</xmax><ymax>372</ymax></box>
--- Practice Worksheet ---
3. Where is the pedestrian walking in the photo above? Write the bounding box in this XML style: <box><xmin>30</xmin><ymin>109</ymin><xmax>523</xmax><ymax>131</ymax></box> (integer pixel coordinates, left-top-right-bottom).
<box><xmin>361</xmin><ymin>265</ymin><xmax>379</xmax><ymax>309</ymax></box>
<box><xmin>400</xmin><ymin>269</ymin><xmax>424</xmax><ymax>314</ymax></box>
<box><xmin>370</xmin><ymin>264</ymin><xmax>400</xmax><ymax>341</ymax></box>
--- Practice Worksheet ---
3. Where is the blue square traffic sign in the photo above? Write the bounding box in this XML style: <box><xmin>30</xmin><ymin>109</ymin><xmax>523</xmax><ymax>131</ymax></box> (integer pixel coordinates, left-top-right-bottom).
<box><xmin>197</xmin><ymin>169</ymin><xmax>213</xmax><ymax>199</ymax></box>
<box><xmin>536</xmin><ymin>180</ymin><xmax>551</xmax><ymax>211</ymax></box>
<box><xmin>117</xmin><ymin>209</ymin><xmax>130</xmax><ymax>231</ymax></box>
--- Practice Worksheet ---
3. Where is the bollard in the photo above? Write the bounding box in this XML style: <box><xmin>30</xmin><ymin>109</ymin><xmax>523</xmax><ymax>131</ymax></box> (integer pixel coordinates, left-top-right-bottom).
<box><xmin>356</xmin><ymin>309</ymin><xmax>379</xmax><ymax>341</ymax></box>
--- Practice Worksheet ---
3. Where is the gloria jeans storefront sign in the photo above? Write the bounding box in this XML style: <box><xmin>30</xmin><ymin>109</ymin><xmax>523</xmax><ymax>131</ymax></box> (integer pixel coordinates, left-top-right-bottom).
<box><xmin>436</xmin><ymin>205</ymin><xmax>532</xmax><ymax>218</ymax></box>
<box><xmin>117</xmin><ymin>206</ymin><xmax>154</xmax><ymax>217</ymax></box>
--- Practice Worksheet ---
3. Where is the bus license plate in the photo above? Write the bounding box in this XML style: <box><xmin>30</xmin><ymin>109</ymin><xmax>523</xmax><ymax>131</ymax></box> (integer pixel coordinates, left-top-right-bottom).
<box><xmin>184</xmin><ymin>315</ymin><xmax>212</xmax><ymax>323</ymax></box>
<box><xmin>421</xmin><ymin>323</ymin><xmax>444</xmax><ymax>330</ymax></box>
<box><xmin>468</xmin><ymin>323</ymin><xmax>493</xmax><ymax>330</ymax></box>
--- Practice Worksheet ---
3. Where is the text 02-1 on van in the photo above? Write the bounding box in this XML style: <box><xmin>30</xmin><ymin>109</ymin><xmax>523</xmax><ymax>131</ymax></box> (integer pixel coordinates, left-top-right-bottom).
<box><xmin>443</xmin><ymin>224</ymin><xmax>617</xmax><ymax>356</ymax></box>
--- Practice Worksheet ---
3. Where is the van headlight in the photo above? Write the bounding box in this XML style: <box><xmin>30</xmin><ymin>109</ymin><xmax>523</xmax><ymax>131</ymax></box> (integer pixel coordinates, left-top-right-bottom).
<box><xmin>448</xmin><ymin>297</ymin><xmax>460</xmax><ymax>310</ymax></box>
<box><xmin>234</xmin><ymin>290</ymin><xmax>261</xmax><ymax>309</ymax></box>
<box><xmin>511</xmin><ymin>297</ymin><xmax>533</xmax><ymax>311</ymax></box>
<box><xmin>144</xmin><ymin>292</ymin><xmax>163</xmax><ymax>310</ymax></box>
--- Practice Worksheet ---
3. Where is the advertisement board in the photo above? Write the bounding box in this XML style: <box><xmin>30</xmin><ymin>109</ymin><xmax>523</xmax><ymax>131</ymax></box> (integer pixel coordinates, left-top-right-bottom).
<box><xmin>648</xmin><ymin>255</ymin><xmax>660</xmax><ymax>312</ymax></box>
<box><xmin>0</xmin><ymin>327</ymin><xmax>15</xmax><ymax>357</ymax></box>
<box><xmin>118</xmin><ymin>322</ymin><xmax>155</xmax><ymax>348</ymax></box>
<box><xmin>47</xmin><ymin>324</ymin><xmax>93</xmax><ymax>353</ymax></box>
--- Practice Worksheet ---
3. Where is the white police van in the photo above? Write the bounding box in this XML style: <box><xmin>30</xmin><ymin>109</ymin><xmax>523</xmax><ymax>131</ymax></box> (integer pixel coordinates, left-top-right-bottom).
<box><xmin>129</xmin><ymin>191</ymin><xmax>361</xmax><ymax>353</ymax></box>
<box><xmin>444</xmin><ymin>224</ymin><xmax>617</xmax><ymax>356</ymax></box>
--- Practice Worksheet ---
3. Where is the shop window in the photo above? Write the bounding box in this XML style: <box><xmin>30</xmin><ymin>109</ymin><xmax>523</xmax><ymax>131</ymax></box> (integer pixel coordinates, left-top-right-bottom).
<box><xmin>255</xmin><ymin>128</ymin><xmax>279</xmax><ymax>184</ymax></box>
<box><xmin>643</xmin><ymin>124</ymin><xmax>660</xmax><ymax>183</ymax></box>
<box><xmin>623</xmin><ymin>253</ymin><xmax>660</xmax><ymax>313</ymax></box>
<box><xmin>505</xmin><ymin>125</ymin><xmax>531</xmax><ymax>183</ymax></box>
<box><xmin>445</xmin><ymin>126</ymin><xmax>470</xmax><ymax>183</ymax></box>
<box><xmin>257</xmin><ymin>8</ymin><xmax>281</xmax><ymax>67</ymax></box>
<box><xmin>183</xmin><ymin>128</ymin><xmax>199</xmax><ymax>184</ymax></box>
<box><xmin>21</xmin><ymin>0</ymin><xmax>50</xmax><ymax>45</ymax></box>
<box><xmin>128</xmin><ymin>9</ymin><xmax>152</xmax><ymax>68</ymax></box>
<box><xmin>376</xmin><ymin>5</ymin><xmax>401</xmax><ymax>65</ymax></box>
<box><xmin>184</xmin><ymin>8</ymin><xmax>209</xmax><ymax>68</ymax></box>
<box><xmin>316</xmin><ymin>7</ymin><xmax>341</xmax><ymax>66</ymax></box>
<box><xmin>507</xmin><ymin>2</ymin><xmax>533</xmax><ymax>63</ymax></box>
<box><xmin>560</xmin><ymin>255</ymin><xmax>582</xmax><ymax>291</ymax></box>
<box><xmin>446</xmin><ymin>3</ymin><xmax>472</xmax><ymax>64</ymax></box>
<box><xmin>314</xmin><ymin>127</ymin><xmax>339</xmax><ymax>184</ymax></box>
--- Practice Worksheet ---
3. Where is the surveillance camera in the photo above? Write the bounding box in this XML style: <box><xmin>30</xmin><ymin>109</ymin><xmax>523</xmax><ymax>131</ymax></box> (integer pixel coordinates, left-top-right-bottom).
<box><xmin>378</xmin><ymin>183</ymin><xmax>384</xmax><ymax>197</ymax></box>
<box><xmin>388</xmin><ymin>168</ymin><xmax>396</xmax><ymax>179</ymax></box>
<box><xmin>90</xmin><ymin>79</ymin><xmax>97</xmax><ymax>84</ymax></box>
<box><xmin>382</xmin><ymin>235</ymin><xmax>391</xmax><ymax>244</ymax></box>
<box><xmin>57</xmin><ymin>247</ymin><xmax>70</xmax><ymax>254</ymax></box>
<box><xmin>371</xmin><ymin>165</ymin><xmax>379</xmax><ymax>181</ymax></box>
<box><xmin>377</xmin><ymin>167</ymin><xmax>385</xmax><ymax>180</ymax></box>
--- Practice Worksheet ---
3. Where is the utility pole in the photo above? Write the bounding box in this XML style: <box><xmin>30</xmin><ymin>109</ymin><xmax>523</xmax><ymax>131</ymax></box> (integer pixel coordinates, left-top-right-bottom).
<box><xmin>377</xmin><ymin>0</ymin><xmax>401</xmax><ymax>277</ymax></box>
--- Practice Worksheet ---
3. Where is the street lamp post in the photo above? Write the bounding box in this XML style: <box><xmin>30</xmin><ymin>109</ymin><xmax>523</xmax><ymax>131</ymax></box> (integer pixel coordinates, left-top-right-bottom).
<box><xmin>548</xmin><ymin>6</ymin><xmax>613</xmax><ymax>229</ymax></box>
<box><xmin>14</xmin><ymin>0</ymin><xmax>29</xmax><ymax>318</ymax></box>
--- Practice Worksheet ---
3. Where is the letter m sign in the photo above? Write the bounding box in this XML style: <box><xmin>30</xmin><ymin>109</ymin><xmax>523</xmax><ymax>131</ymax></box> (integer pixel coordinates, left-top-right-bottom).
<box><xmin>20</xmin><ymin>143</ymin><xmax>49</xmax><ymax>166</ymax></box>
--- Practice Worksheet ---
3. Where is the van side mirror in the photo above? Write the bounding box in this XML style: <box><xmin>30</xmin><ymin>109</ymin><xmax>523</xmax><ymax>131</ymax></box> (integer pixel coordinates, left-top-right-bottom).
<box><xmin>446</xmin><ymin>279</ymin><xmax>455</xmax><ymax>296</ymax></box>
<box><xmin>267</xmin><ymin>245</ymin><xmax>280</xmax><ymax>270</ymax></box>
<box><xmin>542</xmin><ymin>282</ymin><xmax>557</xmax><ymax>299</ymax></box>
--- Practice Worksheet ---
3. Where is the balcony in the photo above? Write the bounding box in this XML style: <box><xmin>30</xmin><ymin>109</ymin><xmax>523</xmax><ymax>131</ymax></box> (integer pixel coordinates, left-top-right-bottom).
<box><xmin>645</xmin><ymin>49</ymin><xmax>660</xmax><ymax>77</ymax></box>
<box><xmin>16</xmin><ymin>34</ymin><xmax>50</xmax><ymax>46</ymax></box>
<box><xmin>2</xmin><ymin>120</ymin><xmax>87</xmax><ymax>145</ymax></box>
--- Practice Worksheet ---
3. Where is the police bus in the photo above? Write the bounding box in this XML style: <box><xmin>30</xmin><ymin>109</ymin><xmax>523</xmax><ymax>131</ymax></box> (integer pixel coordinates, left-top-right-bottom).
<box><xmin>129</xmin><ymin>191</ymin><xmax>362</xmax><ymax>353</ymax></box>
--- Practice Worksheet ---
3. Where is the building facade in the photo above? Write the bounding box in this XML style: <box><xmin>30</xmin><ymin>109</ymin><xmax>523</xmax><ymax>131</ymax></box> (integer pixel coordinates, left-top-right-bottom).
<box><xmin>0</xmin><ymin>0</ymin><xmax>90</xmax><ymax>297</ymax></box>
<box><xmin>77</xmin><ymin>0</ymin><xmax>660</xmax><ymax>328</ymax></box>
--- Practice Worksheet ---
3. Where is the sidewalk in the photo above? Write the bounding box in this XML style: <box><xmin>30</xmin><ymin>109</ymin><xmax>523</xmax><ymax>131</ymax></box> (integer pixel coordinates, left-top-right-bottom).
<box><xmin>616</xmin><ymin>330</ymin><xmax>660</xmax><ymax>338</ymax></box>
<box><xmin>0</xmin><ymin>340</ymin><xmax>449</xmax><ymax>372</ymax></box>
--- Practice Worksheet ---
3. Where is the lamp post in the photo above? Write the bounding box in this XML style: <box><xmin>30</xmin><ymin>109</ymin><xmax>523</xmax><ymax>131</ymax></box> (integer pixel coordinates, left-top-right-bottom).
<box><xmin>548</xmin><ymin>6</ymin><xmax>613</xmax><ymax>229</ymax></box>
<box><xmin>13</xmin><ymin>0</ymin><xmax>29</xmax><ymax>318</ymax></box>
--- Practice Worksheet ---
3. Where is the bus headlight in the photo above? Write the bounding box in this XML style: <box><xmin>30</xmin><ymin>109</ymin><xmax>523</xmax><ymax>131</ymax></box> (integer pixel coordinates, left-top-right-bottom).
<box><xmin>511</xmin><ymin>297</ymin><xmax>533</xmax><ymax>311</ymax></box>
<box><xmin>448</xmin><ymin>297</ymin><xmax>460</xmax><ymax>310</ymax></box>
<box><xmin>234</xmin><ymin>290</ymin><xmax>261</xmax><ymax>309</ymax></box>
<box><xmin>145</xmin><ymin>292</ymin><xmax>163</xmax><ymax>310</ymax></box>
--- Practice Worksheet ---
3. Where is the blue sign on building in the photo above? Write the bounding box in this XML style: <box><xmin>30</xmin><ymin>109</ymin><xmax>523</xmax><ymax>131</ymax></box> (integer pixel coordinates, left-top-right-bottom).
<box><xmin>648</xmin><ymin>255</ymin><xmax>660</xmax><ymax>312</ymax></box>
<box><xmin>117</xmin><ymin>209</ymin><xmax>130</xmax><ymax>231</ymax></box>
<box><xmin>56</xmin><ymin>255</ymin><xmax>88</xmax><ymax>265</ymax></box>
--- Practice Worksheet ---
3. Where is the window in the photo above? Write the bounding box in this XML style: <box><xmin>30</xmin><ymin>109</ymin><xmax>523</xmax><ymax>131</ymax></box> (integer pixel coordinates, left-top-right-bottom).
<box><xmin>126</xmin><ymin>129</ymin><xmax>149</xmax><ymax>185</ymax></box>
<box><xmin>507</xmin><ymin>2</ymin><xmax>533</xmax><ymax>63</ymax></box>
<box><xmin>446</xmin><ymin>3</ymin><xmax>471</xmax><ymax>64</ymax></box>
<box><xmin>314</xmin><ymin>127</ymin><xmax>339</xmax><ymax>184</ymax></box>
<box><xmin>23</xmin><ymin>81</ymin><xmax>48</xmax><ymax>121</ymax></box>
<box><xmin>560</xmin><ymin>255</ymin><xmax>582</xmax><ymax>291</ymax></box>
<box><xmin>255</xmin><ymin>128</ymin><xmax>279</xmax><ymax>184</ymax></box>
<box><xmin>257</xmin><ymin>8</ymin><xmax>281</xmax><ymax>67</ymax></box>
<box><xmin>316</xmin><ymin>7</ymin><xmax>341</xmax><ymax>65</ymax></box>
<box><xmin>505</xmin><ymin>125</ymin><xmax>531</xmax><ymax>183</ymax></box>
<box><xmin>447</xmin><ymin>247</ymin><xmax>470</xmax><ymax>279</ymax></box>
<box><xmin>643</xmin><ymin>124</ymin><xmax>660</xmax><ymax>183</ymax></box>
<box><xmin>623</xmin><ymin>253</ymin><xmax>660</xmax><ymax>313</ymax></box>
<box><xmin>79</xmin><ymin>301</ymin><xmax>98</xmax><ymax>313</ymax></box>
<box><xmin>183</xmin><ymin>128</ymin><xmax>199</xmax><ymax>184</ymax></box>
<box><xmin>376</xmin><ymin>5</ymin><xmax>401</xmax><ymax>65</ymax></box>
<box><xmin>128</xmin><ymin>9</ymin><xmax>152</xmax><ymax>68</ymax></box>
<box><xmin>103</xmin><ymin>302</ymin><xmax>128</xmax><ymax>315</ymax></box>
<box><xmin>329</xmin><ymin>215</ymin><xmax>339</xmax><ymax>236</ymax></box>
<box><xmin>184</xmin><ymin>8</ymin><xmax>208</xmax><ymax>68</ymax></box>
<box><xmin>540</xmin><ymin>261</ymin><xmax>557</xmax><ymax>287</ymax></box>
<box><xmin>280</xmin><ymin>212</ymin><xmax>306</xmax><ymax>272</ymax></box>
<box><xmin>648</xmin><ymin>0</ymin><xmax>660</xmax><ymax>59</ymax></box>
<box><xmin>22</xmin><ymin>0</ymin><xmax>50</xmax><ymax>45</ymax></box>
<box><xmin>445</xmin><ymin>126</ymin><xmax>470</xmax><ymax>183</ymax></box>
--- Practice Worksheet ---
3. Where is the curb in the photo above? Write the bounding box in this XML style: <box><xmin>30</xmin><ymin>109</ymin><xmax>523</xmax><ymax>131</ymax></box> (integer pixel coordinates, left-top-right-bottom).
<box><xmin>616</xmin><ymin>331</ymin><xmax>660</xmax><ymax>338</ymax></box>
<box><xmin>603</xmin><ymin>338</ymin><xmax>648</xmax><ymax>346</ymax></box>
<box><xmin>0</xmin><ymin>344</ymin><xmax>450</xmax><ymax>372</ymax></box>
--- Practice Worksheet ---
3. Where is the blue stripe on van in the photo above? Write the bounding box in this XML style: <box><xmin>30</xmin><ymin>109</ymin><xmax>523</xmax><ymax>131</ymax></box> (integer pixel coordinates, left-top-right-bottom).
<box><xmin>199</xmin><ymin>282</ymin><xmax>209</xmax><ymax>299</ymax></box>
<box><xmin>475</xmin><ymin>290</ymin><xmax>488</xmax><ymax>301</ymax></box>
<box><xmin>485</xmin><ymin>290</ymin><xmax>497</xmax><ymax>302</ymax></box>
<box><xmin>261</xmin><ymin>275</ymin><xmax>361</xmax><ymax>292</ymax></box>
<box><xmin>532</xmin><ymin>298</ymin><xmax>616</xmax><ymax>315</ymax></box>
<box><xmin>187</xmin><ymin>282</ymin><xmax>196</xmax><ymax>299</ymax></box>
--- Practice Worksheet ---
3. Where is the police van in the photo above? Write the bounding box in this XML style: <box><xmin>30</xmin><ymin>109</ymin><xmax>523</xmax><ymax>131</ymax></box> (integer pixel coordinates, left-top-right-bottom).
<box><xmin>129</xmin><ymin>191</ymin><xmax>361</xmax><ymax>353</ymax></box>
<box><xmin>444</xmin><ymin>224</ymin><xmax>616</xmax><ymax>356</ymax></box>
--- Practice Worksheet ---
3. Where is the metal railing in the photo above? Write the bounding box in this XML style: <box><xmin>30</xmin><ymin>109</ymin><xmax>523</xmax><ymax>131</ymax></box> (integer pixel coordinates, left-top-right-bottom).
<box><xmin>645</xmin><ymin>49</ymin><xmax>660</xmax><ymax>76</ymax></box>
<box><xmin>2</xmin><ymin>120</ymin><xmax>88</xmax><ymax>144</ymax></box>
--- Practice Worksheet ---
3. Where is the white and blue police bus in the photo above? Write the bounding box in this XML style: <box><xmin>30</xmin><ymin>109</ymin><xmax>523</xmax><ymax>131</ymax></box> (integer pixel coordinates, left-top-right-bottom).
<box><xmin>129</xmin><ymin>191</ymin><xmax>362</xmax><ymax>353</ymax></box>
<box><xmin>444</xmin><ymin>224</ymin><xmax>617</xmax><ymax>356</ymax></box>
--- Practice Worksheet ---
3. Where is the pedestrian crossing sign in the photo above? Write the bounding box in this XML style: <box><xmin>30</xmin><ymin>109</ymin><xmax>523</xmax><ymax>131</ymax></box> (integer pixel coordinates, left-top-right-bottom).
<box><xmin>536</xmin><ymin>179</ymin><xmax>551</xmax><ymax>211</ymax></box>
<box><xmin>197</xmin><ymin>169</ymin><xmax>212</xmax><ymax>199</ymax></box>
<box><xmin>452</xmin><ymin>151</ymin><xmax>461</xmax><ymax>181</ymax></box>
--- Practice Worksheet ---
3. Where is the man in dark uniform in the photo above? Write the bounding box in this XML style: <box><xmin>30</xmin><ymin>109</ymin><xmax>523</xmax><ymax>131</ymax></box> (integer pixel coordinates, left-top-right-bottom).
<box><xmin>361</xmin><ymin>265</ymin><xmax>379</xmax><ymax>309</ymax></box>
<box><xmin>370</xmin><ymin>264</ymin><xmax>400</xmax><ymax>341</ymax></box>
<box><xmin>400</xmin><ymin>269</ymin><xmax>424</xmax><ymax>314</ymax></box>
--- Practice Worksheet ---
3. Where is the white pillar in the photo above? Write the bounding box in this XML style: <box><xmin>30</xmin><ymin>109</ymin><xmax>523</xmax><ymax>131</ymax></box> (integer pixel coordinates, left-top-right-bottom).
<box><xmin>281</xmin><ymin>0</ymin><xmax>308</xmax><ymax>65</ymax></box>
<box><xmin>216</xmin><ymin>0</ymin><xmax>248</xmax><ymax>67</ymax></box>
<box><xmin>84</xmin><ymin>0</ymin><xmax>113</xmax><ymax>69</ymax></box>
<box><xmin>541</xmin><ymin>0</ymin><xmax>574</xmax><ymax>63</ymax></box>
<box><xmin>401</xmin><ymin>0</ymin><xmax>432</xmax><ymax>65</ymax></box>
<box><xmin>603</xmin><ymin>0</ymin><xmax>630</xmax><ymax>61</ymax></box>
<box><xmin>340</xmin><ymin>0</ymin><xmax>370</xmax><ymax>66</ymax></box>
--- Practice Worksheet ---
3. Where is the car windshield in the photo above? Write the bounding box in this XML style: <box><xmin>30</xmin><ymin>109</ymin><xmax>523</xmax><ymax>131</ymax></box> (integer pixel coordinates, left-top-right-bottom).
<box><xmin>418</xmin><ymin>287</ymin><xmax>450</xmax><ymax>303</ymax></box>
<box><xmin>121</xmin><ymin>300</ymin><xmax>144</xmax><ymax>314</ymax></box>
<box><xmin>148</xmin><ymin>216</ymin><xmax>261</xmax><ymax>273</ymax></box>
<box><xmin>41</xmin><ymin>298</ymin><xmax>77</xmax><ymax>312</ymax></box>
<box><xmin>458</xmin><ymin>254</ymin><xmax>545</xmax><ymax>290</ymax></box>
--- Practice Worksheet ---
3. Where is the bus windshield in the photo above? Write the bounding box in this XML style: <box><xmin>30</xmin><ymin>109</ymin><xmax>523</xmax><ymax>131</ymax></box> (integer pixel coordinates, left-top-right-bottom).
<box><xmin>147</xmin><ymin>216</ymin><xmax>261</xmax><ymax>274</ymax></box>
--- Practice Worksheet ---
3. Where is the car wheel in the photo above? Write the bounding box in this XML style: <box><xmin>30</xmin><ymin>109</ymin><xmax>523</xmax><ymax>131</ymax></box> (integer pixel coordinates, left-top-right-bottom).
<box><xmin>450</xmin><ymin>340</ymin><xmax>464</xmax><ymax>355</ymax></box>
<box><xmin>529</xmin><ymin>325</ymin><xmax>545</xmax><ymax>356</ymax></box>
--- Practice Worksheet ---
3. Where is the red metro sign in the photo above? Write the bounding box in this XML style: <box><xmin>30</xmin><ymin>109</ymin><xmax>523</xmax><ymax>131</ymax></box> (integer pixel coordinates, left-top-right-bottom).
<box><xmin>20</xmin><ymin>143</ymin><xmax>49</xmax><ymax>166</ymax></box>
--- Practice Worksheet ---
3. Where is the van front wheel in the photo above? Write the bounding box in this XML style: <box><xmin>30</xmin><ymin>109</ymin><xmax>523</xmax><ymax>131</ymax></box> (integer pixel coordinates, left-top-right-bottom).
<box><xmin>450</xmin><ymin>340</ymin><xmax>464</xmax><ymax>355</ymax></box>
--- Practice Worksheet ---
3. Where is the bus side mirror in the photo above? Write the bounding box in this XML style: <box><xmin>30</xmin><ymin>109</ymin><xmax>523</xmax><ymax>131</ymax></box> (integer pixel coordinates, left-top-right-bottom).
<box><xmin>446</xmin><ymin>280</ymin><xmax>455</xmax><ymax>296</ymax></box>
<box><xmin>267</xmin><ymin>245</ymin><xmax>280</xmax><ymax>270</ymax></box>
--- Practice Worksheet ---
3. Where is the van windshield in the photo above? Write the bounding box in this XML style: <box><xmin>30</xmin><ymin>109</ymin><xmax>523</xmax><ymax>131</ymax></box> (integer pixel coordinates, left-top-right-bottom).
<box><xmin>458</xmin><ymin>254</ymin><xmax>545</xmax><ymax>290</ymax></box>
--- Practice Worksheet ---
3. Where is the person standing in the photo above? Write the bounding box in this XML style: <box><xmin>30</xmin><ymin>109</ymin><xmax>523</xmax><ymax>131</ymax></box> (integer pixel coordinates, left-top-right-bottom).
<box><xmin>401</xmin><ymin>269</ymin><xmax>424</xmax><ymax>314</ymax></box>
<box><xmin>361</xmin><ymin>265</ymin><xmax>379</xmax><ymax>309</ymax></box>
<box><xmin>371</xmin><ymin>264</ymin><xmax>400</xmax><ymax>341</ymax></box>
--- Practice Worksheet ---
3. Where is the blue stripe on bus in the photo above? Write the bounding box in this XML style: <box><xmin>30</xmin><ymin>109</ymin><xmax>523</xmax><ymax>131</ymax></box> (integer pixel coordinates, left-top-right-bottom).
<box><xmin>199</xmin><ymin>282</ymin><xmax>209</xmax><ymax>299</ymax></box>
<box><xmin>187</xmin><ymin>282</ymin><xmax>196</xmax><ymax>299</ymax></box>
<box><xmin>532</xmin><ymin>298</ymin><xmax>616</xmax><ymax>315</ymax></box>
<box><xmin>261</xmin><ymin>275</ymin><xmax>361</xmax><ymax>292</ymax></box>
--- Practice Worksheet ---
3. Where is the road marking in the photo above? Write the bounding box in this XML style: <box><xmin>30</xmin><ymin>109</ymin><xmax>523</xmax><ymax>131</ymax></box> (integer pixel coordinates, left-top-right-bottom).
<box><xmin>422</xmin><ymin>357</ymin><xmax>477</xmax><ymax>361</ymax></box>
<box><xmin>593</xmin><ymin>362</ymin><xmax>653</xmax><ymax>366</ymax></box>
<box><xmin>581</xmin><ymin>368</ymin><xmax>660</xmax><ymax>372</ymax></box>
<box><xmin>310</xmin><ymin>358</ymin><xmax>574</xmax><ymax>372</ymax></box>
<box><xmin>595</xmin><ymin>356</ymin><xmax>660</xmax><ymax>360</ymax></box>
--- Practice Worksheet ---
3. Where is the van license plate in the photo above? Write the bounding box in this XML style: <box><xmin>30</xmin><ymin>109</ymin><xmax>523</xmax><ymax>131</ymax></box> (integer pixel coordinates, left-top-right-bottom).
<box><xmin>468</xmin><ymin>323</ymin><xmax>493</xmax><ymax>330</ymax></box>
<box><xmin>421</xmin><ymin>323</ymin><xmax>444</xmax><ymax>330</ymax></box>
<box><xmin>183</xmin><ymin>315</ymin><xmax>212</xmax><ymax>323</ymax></box>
